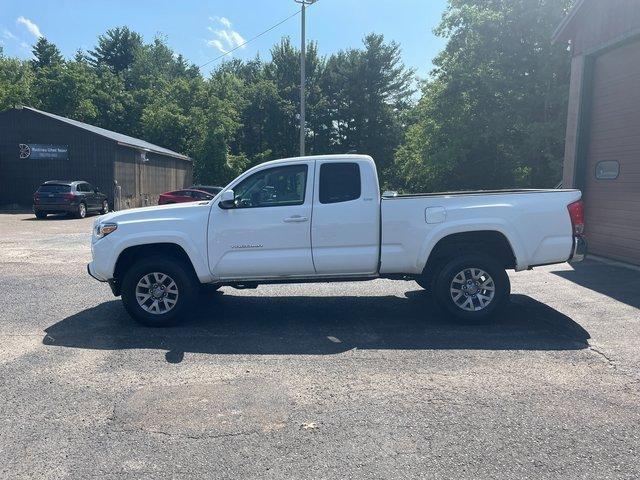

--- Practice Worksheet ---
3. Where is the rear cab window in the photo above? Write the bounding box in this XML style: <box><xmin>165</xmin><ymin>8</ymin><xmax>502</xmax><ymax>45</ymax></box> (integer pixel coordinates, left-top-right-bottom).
<box><xmin>319</xmin><ymin>162</ymin><xmax>361</xmax><ymax>204</ymax></box>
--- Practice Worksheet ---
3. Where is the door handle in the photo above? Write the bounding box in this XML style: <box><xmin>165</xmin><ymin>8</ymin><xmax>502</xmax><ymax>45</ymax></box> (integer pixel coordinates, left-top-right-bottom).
<box><xmin>283</xmin><ymin>215</ymin><xmax>308</xmax><ymax>223</ymax></box>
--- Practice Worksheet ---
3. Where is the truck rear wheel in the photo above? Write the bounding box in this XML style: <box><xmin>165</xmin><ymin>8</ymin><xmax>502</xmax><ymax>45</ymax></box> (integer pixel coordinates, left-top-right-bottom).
<box><xmin>121</xmin><ymin>256</ymin><xmax>198</xmax><ymax>327</ymax></box>
<box><xmin>433</xmin><ymin>254</ymin><xmax>510</xmax><ymax>324</ymax></box>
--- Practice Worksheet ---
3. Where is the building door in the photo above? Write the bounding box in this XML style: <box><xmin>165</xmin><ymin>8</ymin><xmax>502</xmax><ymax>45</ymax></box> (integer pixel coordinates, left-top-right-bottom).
<box><xmin>583</xmin><ymin>40</ymin><xmax>640</xmax><ymax>264</ymax></box>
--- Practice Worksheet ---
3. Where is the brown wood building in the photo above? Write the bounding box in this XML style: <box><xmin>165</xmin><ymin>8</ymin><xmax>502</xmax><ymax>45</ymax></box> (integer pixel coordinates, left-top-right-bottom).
<box><xmin>554</xmin><ymin>0</ymin><xmax>640</xmax><ymax>265</ymax></box>
<box><xmin>0</xmin><ymin>106</ymin><xmax>192</xmax><ymax>210</ymax></box>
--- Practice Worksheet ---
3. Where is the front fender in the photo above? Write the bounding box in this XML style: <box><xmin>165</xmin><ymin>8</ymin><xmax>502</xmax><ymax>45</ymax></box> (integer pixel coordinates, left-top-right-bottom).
<box><xmin>96</xmin><ymin>232</ymin><xmax>213</xmax><ymax>283</ymax></box>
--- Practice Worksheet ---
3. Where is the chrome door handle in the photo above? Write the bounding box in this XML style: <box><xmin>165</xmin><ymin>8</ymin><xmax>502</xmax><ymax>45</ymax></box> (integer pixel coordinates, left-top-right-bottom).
<box><xmin>283</xmin><ymin>215</ymin><xmax>308</xmax><ymax>223</ymax></box>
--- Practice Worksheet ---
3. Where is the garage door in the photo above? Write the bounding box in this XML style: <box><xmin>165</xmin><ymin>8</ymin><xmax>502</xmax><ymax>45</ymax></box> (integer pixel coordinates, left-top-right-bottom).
<box><xmin>584</xmin><ymin>39</ymin><xmax>640</xmax><ymax>265</ymax></box>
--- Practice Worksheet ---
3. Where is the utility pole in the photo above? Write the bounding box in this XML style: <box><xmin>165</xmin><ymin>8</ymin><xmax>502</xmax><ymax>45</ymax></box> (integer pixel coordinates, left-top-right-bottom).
<box><xmin>295</xmin><ymin>0</ymin><xmax>315</xmax><ymax>156</ymax></box>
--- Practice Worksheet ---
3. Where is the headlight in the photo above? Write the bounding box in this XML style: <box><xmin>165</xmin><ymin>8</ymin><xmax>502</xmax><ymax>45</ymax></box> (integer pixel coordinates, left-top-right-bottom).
<box><xmin>95</xmin><ymin>222</ymin><xmax>118</xmax><ymax>238</ymax></box>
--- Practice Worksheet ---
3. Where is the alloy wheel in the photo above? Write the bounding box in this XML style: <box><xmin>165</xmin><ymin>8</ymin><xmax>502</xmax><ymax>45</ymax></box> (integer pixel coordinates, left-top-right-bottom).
<box><xmin>449</xmin><ymin>268</ymin><xmax>495</xmax><ymax>312</ymax></box>
<box><xmin>135</xmin><ymin>272</ymin><xmax>179</xmax><ymax>314</ymax></box>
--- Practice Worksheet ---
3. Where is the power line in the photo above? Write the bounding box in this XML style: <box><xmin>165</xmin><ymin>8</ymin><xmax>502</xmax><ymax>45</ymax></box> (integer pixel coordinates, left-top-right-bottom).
<box><xmin>199</xmin><ymin>8</ymin><xmax>304</xmax><ymax>69</ymax></box>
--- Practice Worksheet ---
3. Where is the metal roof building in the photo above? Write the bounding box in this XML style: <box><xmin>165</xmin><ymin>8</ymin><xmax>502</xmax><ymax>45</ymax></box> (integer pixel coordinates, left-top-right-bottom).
<box><xmin>0</xmin><ymin>106</ymin><xmax>192</xmax><ymax>210</ymax></box>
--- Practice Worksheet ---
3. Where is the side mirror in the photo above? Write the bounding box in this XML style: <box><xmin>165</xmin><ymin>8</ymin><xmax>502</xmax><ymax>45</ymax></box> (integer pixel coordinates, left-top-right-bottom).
<box><xmin>218</xmin><ymin>189</ymin><xmax>235</xmax><ymax>209</ymax></box>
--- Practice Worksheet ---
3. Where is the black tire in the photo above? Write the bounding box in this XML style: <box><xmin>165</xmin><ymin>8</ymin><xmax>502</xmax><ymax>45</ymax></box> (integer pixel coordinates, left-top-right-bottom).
<box><xmin>121</xmin><ymin>256</ymin><xmax>199</xmax><ymax>327</ymax></box>
<box><xmin>35</xmin><ymin>211</ymin><xmax>48</xmax><ymax>219</ymax></box>
<box><xmin>100</xmin><ymin>200</ymin><xmax>109</xmax><ymax>214</ymax></box>
<box><xmin>433</xmin><ymin>253</ymin><xmax>510</xmax><ymax>324</ymax></box>
<box><xmin>75</xmin><ymin>202</ymin><xmax>87</xmax><ymax>219</ymax></box>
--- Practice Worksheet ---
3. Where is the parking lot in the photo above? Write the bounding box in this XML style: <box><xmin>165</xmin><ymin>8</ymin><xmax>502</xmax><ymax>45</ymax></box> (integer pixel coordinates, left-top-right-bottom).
<box><xmin>1</xmin><ymin>212</ymin><xmax>639</xmax><ymax>479</ymax></box>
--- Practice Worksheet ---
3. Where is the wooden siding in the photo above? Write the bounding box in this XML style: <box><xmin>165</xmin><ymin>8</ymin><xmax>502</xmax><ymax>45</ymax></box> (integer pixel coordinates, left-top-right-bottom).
<box><xmin>568</xmin><ymin>0</ymin><xmax>640</xmax><ymax>56</ymax></box>
<box><xmin>582</xmin><ymin>39</ymin><xmax>640</xmax><ymax>264</ymax></box>
<box><xmin>114</xmin><ymin>146</ymin><xmax>192</xmax><ymax>209</ymax></box>
<box><xmin>0</xmin><ymin>108</ymin><xmax>114</xmax><ymax>206</ymax></box>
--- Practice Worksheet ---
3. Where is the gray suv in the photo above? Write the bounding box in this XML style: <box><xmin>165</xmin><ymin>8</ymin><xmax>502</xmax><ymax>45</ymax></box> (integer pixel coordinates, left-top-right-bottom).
<box><xmin>33</xmin><ymin>181</ymin><xmax>109</xmax><ymax>219</ymax></box>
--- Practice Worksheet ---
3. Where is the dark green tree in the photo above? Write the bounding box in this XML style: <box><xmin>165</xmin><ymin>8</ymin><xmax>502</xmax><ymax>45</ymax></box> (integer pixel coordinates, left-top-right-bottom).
<box><xmin>393</xmin><ymin>0</ymin><xmax>573</xmax><ymax>192</ymax></box>
<box><xmin>32</xmin><ymin>59</ymin><xmax>98</xmax><ymax>121</ymax></box>
<box><xmin>0</xmin><ymin>50</ymin><xmax>34</xmax><ymax>109</ymax></box>
<box><xmin>90</xmin><ymin>26</ymin><xmax>143</xmax><ymax>73</ymax></box>
<box><xmin>31</xmin><ymin>37</ymin><xmax>63</xmax><ymax>70</ymax></box>
<box><xmin>322</xmin><ymin>34</ymin><xmax>415</xmax><ymax>177</ymax></box>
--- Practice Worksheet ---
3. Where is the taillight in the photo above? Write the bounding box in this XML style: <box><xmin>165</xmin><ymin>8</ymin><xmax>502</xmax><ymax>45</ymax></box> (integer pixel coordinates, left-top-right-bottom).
<box><xmin>64</xmin><ymin>193</ymin><xmax>75</xmax><ymax>201</ymax></box>
<box><xmin>567</xmin><ymin>200</ymin><xmax>584</xmax><ymax>236</ymax></box>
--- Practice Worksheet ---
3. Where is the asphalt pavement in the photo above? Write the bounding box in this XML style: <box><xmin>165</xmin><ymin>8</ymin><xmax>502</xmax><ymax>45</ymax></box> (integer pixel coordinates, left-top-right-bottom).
<box><xmin>0</xmin><ymin>212</ymin><xmax>638</xmax><ymax>479</ymax></box>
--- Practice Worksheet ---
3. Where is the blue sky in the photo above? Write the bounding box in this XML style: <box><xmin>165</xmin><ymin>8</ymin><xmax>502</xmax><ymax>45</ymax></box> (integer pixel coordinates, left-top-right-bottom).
<box><xmin>1</xmin><ymin>0</ymin><xmax>448</xmax><ymax>80</ymax></box>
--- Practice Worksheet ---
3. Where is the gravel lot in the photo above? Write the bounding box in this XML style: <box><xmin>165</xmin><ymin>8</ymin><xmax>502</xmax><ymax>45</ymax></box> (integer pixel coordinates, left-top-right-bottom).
<box><xmin>1</xmin><ymin>212</ymin><xmax>639</xmax><ymax>479</ymax></box>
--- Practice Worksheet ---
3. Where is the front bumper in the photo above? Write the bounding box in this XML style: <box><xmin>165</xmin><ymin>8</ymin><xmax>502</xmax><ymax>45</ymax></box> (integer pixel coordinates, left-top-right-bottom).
<box><xmin>87</xmin><ymin>263</ymin><xmax>120</xmax><ymax>296</ymax></box>
<box><xmin>569</xmin><ymin>236</ymin><xmax>587</xmax><ymax>263</ymax></box>
<box><xmin>87</xmin><ymin>262</ymin><xmax>105</xmax><ymax>281</ymax></box>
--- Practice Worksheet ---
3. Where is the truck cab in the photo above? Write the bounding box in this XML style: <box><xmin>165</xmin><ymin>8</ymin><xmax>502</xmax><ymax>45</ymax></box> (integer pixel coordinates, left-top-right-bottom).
<box><xmin>209</xmin><ymin>155</ymin><xmax>380</xmax><ymax>279</ymax></box>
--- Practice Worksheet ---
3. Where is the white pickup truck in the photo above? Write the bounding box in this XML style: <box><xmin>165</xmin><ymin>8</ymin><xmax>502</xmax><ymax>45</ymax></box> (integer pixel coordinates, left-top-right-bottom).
<box><xmin>88</xmin><ymin>154</ymin><xmax>586</xmax><ymax>326</ymax></box>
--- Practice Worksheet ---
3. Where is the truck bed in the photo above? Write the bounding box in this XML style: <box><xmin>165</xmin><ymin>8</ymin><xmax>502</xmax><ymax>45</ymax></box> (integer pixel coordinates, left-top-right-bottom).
<box><xmin>380</xmin><ymin>189</ymin><xmax>582</xmax><ymax>275</ymax></box>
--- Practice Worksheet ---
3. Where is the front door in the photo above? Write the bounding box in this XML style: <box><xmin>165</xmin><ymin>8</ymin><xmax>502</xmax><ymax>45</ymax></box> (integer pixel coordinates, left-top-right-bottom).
<box><xmin>208</xmin><ymin>161</ymin><xmax>315</xmax><ymax>279</ymax></box>
<box><xmin>85</xmin><ymin>183</ymin><xmax>99</xmax><ymax>209</ymax></box>
<box><xmin>78</xmin><ymin>182</ymin><xmax>96</xmax><ymax>209</ymax></box>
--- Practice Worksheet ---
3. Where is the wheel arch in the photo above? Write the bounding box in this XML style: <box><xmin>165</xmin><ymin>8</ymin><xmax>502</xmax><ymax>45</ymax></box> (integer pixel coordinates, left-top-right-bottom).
<box><xmin>114</xmin><ymin>243</ymin><xmax>199</xmax><ymax>284</ymax></box>
<box><xmin>420</xmin><ymin>229</ymin><xmax>519</xmax><ymax>280</ymax></box>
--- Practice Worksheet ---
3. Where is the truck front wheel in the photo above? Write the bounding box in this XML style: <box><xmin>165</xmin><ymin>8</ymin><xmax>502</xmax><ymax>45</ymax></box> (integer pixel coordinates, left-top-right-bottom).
<box><xmin>121</xmin><ymin>256</ymin><xmax>198</xmax><ymax>327</ymax></box>
<box><xmin>433</xmin><ymin>254</ymin><xmax>510</xmax><ymax>324</ymax></box>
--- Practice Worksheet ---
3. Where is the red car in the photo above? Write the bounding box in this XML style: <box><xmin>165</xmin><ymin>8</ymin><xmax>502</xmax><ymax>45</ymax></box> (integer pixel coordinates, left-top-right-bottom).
<box><xmin>158</xmin><ymin>186</ymin><xmax>222</xmax><ymax>205</ymax></box>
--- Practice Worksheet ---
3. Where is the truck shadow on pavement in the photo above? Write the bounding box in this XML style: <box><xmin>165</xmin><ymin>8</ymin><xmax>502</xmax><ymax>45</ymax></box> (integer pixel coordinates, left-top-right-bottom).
<box><xmin>43</xmin><ymin>291</ymin><xmax>591</xmax><ymax>363</ymax></box>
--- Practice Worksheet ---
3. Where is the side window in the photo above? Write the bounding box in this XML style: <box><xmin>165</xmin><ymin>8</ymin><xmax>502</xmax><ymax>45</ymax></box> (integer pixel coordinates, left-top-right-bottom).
<box><xmin>233</xmin><ymin>165</ymin><xmax>308</xmax><ymax>208</ymax></box>
<box><xmin>77</xmin><ymin>183</ymin><xmax>88</xmax><ymax>192</ymax></box>
<box><xmin>319</xmin><ymin>162</ymin><xmax>361</xmax><ymax>204</ymax></box>
<box><xmin>85</xmin><ymin>183</ymin><xmax>95</xmax><ymax>192</ymax></box>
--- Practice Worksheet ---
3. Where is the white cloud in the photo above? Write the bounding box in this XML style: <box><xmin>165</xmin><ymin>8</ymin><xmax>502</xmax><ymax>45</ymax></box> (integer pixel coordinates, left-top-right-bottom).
<box><xmin>3</xmin><ymin>29</ymin><xmax>17</xmax><ymax>40</ymax></box>
<box><xmin>207</xmin><ymin>39</ymin><xmax>227</xmax><ymax>54</ymax></box>
<box><xmin>16</xmin><ymin>16</ymin><xmax>42</xmax><ymax>38</ymax></box>
<box><xmin>206</xmin><ymin>17</ymin><xmax>245</xmax><ymax>54</ymax></box>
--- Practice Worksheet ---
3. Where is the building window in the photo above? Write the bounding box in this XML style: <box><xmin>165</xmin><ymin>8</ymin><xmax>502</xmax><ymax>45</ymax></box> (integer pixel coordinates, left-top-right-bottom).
<box><xmin>595</xmin><ymin>160</ymin><xmax>619</xmax><ymax>180</ymax></box>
